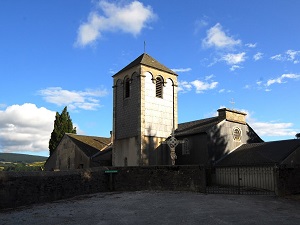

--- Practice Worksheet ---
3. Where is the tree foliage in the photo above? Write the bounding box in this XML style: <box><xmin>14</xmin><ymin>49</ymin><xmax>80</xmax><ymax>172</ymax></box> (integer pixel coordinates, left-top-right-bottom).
<box><xmin>49</xmin><ymin>106</ymin><xmax>76</xmax><ymax>155</ymax></box>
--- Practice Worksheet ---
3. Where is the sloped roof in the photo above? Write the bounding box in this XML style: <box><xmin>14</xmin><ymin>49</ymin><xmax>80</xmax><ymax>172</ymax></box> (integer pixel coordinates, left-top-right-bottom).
<box><xmin>216</xmin><ymin>139</ymin><xmax>300</xmax><ymax>166</ymax></box>
<box><xmin>175</xmin><ymin>116</ymin><xmax>219</xmax><ymax>137</ymax></box>
<box><xmin>113</xmin><ymin>53</ymin><xmax>177</xmax><ymax>77</ymax></box>
<box><xmin>66</xmin><ymin>133</ymin><xmax>111</xmax><ymax>157</ymax></box>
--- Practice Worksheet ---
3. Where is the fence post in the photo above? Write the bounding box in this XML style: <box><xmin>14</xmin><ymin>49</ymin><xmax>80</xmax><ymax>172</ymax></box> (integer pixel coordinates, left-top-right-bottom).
<box><xmin>238</xmin><ymin>167</ymin><xmax>241</xmax><ymax>194</ymax></box>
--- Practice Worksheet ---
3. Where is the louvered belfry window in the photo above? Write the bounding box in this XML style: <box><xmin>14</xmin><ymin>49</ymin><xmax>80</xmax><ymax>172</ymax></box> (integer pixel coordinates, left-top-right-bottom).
<box><xmin>156</xmin><ymin>76</ymin><xmax>163</xmax><ymax>98</ymax></box>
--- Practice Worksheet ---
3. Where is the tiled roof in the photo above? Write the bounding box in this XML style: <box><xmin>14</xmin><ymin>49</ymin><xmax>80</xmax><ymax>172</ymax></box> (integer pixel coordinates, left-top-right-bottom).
<box><xmin>113</xmin><ymin>53</ymin><xmax>177</xmax><ymax>76</ymax></box>
<box><xmin>66</xmin><ymin>133</ymin><xmax>111</xmax><ymax>157</ymax></box>
<box><xmin>216</xmin><ymin>139</ymin><xmax>300</xmax><ymax>166</ymax></box>
<box><xmin>175</xmin><ymin>116</ymin><xmax>219</xmax><ymax>137</ymax></box>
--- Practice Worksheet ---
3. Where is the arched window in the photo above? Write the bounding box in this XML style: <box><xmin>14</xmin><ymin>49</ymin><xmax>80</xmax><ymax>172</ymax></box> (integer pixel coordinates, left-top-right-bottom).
<box><xmin>156</xmin><ymin>76</ymin><xmax>163</xmax><ymax>98</ymax></box>
<box><xmin>124</xmin><ymin>77</ymin><xmax>131</xmax><ymax>98</ymax></box>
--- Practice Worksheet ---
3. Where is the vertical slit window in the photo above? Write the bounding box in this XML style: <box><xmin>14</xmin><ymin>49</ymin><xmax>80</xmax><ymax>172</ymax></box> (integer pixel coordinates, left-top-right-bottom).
<box><xmin>124</xmin><ymin>77</ymin><xmax>131</xmax><ymax>98</ymax></box>
<box><xmin>156</xmin><ymin>77</ymin><xmax>163</xmax><ymax>98</ymax></box>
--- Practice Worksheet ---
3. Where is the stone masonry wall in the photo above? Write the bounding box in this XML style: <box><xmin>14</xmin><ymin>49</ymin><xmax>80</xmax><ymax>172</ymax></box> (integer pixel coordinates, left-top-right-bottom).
<box><xmin>276</xmin><ymin>166</ymin><xmax>300</xmax><ymax>196</ymax></box>
<box><xmin>0</xmin><ymin>166</ymin><xmax>206</xmax><ymax>210</ymax></box>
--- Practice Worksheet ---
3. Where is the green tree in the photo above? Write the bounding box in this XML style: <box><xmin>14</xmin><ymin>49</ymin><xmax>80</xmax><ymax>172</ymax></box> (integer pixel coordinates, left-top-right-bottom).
<box><xmin>49</xmin><ymin>106</ymin><xmax>76</xmax><ymax>155</ymax></box>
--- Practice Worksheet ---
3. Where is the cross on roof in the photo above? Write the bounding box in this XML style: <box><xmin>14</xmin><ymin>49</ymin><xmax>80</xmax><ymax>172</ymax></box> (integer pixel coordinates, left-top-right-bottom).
<box><xmin>230</xmin><ymin>98</ymin><xmax>235</xmax><ymax>109</ymax></box>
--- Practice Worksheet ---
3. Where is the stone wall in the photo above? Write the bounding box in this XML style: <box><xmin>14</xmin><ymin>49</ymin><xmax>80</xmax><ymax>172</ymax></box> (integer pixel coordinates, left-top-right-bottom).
<box><xmin>276</xmin><ymin>166</ymin><xmax>300</xmax><ymax>196</ymax></box>
<box><xmin>0</xmin><ymin>165</ymin><xmax>205</xmax><ymax>210</ymax></box>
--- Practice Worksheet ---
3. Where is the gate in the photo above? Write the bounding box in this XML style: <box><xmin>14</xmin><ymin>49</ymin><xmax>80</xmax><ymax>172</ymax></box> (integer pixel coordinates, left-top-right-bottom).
<box><xmin>206</xmin><ymin>166</ymin><xmax>276</xmax><ymax>195</ymax></box>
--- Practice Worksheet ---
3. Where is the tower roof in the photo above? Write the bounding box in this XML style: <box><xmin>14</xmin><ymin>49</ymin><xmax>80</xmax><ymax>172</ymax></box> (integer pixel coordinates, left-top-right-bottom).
<box><xmin>113</xmin><ymin>53</ymin><xmax>177</xmax><ymax>77</ymax></box>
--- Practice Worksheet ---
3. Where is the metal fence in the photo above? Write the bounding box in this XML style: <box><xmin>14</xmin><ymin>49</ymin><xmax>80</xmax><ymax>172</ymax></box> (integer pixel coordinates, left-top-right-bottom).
<box><xmin>206</xmin><ymin>166</ymin><xmax>276</xmax><ymax>195</ymax></box>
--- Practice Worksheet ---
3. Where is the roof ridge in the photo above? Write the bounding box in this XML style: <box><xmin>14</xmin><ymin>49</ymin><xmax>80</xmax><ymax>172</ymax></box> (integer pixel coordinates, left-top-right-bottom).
<box><xmin>178</xmin><ymin>116</ymin><xmax>218</xmax><ymax>126</ymax></box>
<box><xmin>113</xmin><ymin>53</ymin><xmax>176</xmax><ymax>77</ymax></box>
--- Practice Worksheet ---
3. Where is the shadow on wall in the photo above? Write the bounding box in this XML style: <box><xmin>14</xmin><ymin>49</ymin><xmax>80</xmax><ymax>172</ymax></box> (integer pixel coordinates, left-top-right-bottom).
<box><xmin>208</xmin><ymin>124</ymin><xmax>228</xmax><ymax>166</ymax></box>
<box><xmin>141</xmin><ymin>126</ymin><xmax>170</xmax><ymax>166</ymax></box>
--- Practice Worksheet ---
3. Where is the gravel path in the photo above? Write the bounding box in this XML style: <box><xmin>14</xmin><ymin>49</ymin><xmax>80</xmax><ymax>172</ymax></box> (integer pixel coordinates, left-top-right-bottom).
<box><xmin>1</xmin><ymin>191</ymin><xmax>299</xmax><ymax>225</ymax></box>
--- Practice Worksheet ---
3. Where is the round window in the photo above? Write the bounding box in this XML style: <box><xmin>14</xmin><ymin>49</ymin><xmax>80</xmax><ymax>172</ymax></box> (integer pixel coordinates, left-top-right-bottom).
<box><xmin>232</xmin><ymin>127</ymin><xmax>242</xmax><ymax>141</ymax></box>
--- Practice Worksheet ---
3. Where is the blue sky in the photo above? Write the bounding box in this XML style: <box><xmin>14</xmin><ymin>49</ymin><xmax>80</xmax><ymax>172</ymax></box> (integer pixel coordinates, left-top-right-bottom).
<box><xmin>0</xmin><ymin>0</ymin><xmax>299</xmax><ymax>157</ymax></box>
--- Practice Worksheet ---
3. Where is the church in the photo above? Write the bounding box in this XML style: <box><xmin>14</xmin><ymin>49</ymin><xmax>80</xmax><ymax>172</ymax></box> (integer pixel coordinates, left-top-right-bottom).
<box><xmin>45</xmin><ymin>53</ymin><xmax>300</xmax><ymax>171</ymax></box>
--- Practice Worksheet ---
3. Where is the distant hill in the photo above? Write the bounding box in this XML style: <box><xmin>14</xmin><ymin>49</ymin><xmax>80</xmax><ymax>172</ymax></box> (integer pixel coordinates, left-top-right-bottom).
<box><xmin>0</xmin><ymin>153</ymin><xmax>48</xmax><ymax>163</ymax></box>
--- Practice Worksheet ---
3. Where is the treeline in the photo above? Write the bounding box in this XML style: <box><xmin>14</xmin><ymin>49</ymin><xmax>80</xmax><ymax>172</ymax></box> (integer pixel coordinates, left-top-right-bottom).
<box><xmin>0</xmin><ymin>162</ymin><xmax>45</xmax><ymax>171</ymax></box>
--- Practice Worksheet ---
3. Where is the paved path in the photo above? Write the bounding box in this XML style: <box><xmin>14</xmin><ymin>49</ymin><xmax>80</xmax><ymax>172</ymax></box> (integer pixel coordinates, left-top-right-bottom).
<box><xmin>1</xmin><ymin>191</ymin><xmax>299</xmax><ymax>225</ymax></box>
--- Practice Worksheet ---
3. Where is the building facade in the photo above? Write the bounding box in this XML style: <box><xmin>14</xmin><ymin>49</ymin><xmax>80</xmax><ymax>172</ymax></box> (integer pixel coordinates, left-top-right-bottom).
<box><xmin>112</xmin><ymin>53</ymin><xmax>178</xmax><ymax>166</ymax></box>
<box><xmin>174</xmin><ymin>108</ymin><xmax>263</xmax><ymax>166</ymax></box>
<box><xmin>44</xmin><ymin>133</ymin><xmax>111</xmax><ymax>171</ymax></box>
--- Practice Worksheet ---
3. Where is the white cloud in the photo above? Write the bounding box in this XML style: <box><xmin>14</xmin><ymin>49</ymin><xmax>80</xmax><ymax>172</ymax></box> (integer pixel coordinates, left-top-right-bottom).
<box><xmin>230</xmin><ymin>65</ymin><xmax>242</xmax><ymax>71</ymax></box>
<box><xmin>177</xmin><ymin>81</ymin><xmax>192</xmax><ymax>93</ymax></box>
<box><xmin>75</xmin><ymin>0</ymin><xmax>156</xmax><ymax>47</ymax></box>
<box><xmin>253</xmin><ymin>52</ymin><xmax>263</xmax><ymax>61</ymax></box>
<box><xmin>178</xmin><ymin>79</ymin><xmax>218</xmax><ymax>94</ymax></box>
<box><xmin>202</xmin><ymin>23</ymin><xmax>241</xmax><ymax>49</ymax></box>
<box><xmin>205</xmin><ymin>74</ymin><xmax>214</xmax><ymax>80</ymax></box>
<box><xmin>191</xmin><ymin>80</ymin><xmax>218</xmax><ymax>93</ymax></box>
<box><xmin>251</xmin><ymin>121</ymin><xmax>296</xmax><ymax>137</ymax></box>
<box><xmin>38</xmin><ymin>87</ymin><xmax>108</xmax><ymax>110</ymax></box>
<box><xmin>171</xmin><ymin>68</ymin><xmax>192</xmax><ymax>73</ymax></box>
<box><xmin>0</xmin><ymin>103</ymin><xmax>56</xmax><ymax>154</ymax></box>
<box><xmin>218</xmin><ymin>89</ymin><xmax>232</xmax><ymax>93</ymax></box>
<box><xmin>266</xmin><ymin>73</ymin><xmax>300</xmax><ymax>86</ymax></box>
<box><xmin>286</xmin><ymin>49</ymin><xmax>300</xmax><ymax>64</ymax></box>
<box><xmin>242</xmin><ymin>109</ymin><xmax>297</xmax><ymax>138</ymax></box>
<box><xmin>270</xmin><ymin>54</ymin><xmax>282</xmax><ymax>61</ymax></box>
<box><xmin>222</xmin><ymin>52</ymin><xmax>246</xmax><ymax>65</ymax></box>
<box><xmin>194</xmin><ymin>19</ymin><xmax>208</xmax><ymax>34</ymax></box>
<box><xmin>245</xmin><ymin>43</ymin><xmax>256</xmax><ymax>48</ymax></box>
<box><xmin>270</xmin><ymin>49</ymin><xmax>300</xmax><ymax>64</ymax></box>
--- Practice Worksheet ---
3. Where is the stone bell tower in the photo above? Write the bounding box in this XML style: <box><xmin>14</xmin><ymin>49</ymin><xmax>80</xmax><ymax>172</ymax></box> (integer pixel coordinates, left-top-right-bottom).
<box><xmin>112</xmin><ymin>53</ymin><xmax>178</xmax><ymax>166</ymax></box>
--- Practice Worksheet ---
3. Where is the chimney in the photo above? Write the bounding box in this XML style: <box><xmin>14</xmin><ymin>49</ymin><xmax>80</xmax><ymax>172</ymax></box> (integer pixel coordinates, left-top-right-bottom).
<box><xmin>217</xmin><ymin>108</ymin><xmax>247</xmax><ymax>124</ymax></box>
<box><xmin>110</xmin><ymin>131</ymin><xmax>113</xmax><ymax>144</ymax></box>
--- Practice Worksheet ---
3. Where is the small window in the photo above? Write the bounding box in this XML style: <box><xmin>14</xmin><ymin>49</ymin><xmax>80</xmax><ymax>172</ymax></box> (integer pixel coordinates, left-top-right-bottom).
<box><xmin>67</xmin><ymin>157</ymin><xmax>71</xmax><ymax>169</ymax></box>
<box><xmin>156</xmin><ymin>76</ymin><xmax>163</xmax><ymax>98</ymax></box>
<box><xmin>182</xmin><ymin>138</ymin><xmax>190</xmax><ymax>155</ymax></box>
<box><xmin>232</xmin><ymin>127</ymin><xmax>242</xmax><ymax>141</ymax></box>
<box><xmin>124</xmin><ymin>77</ymin><xmax>131</xmax><ymax>98</ymax></box>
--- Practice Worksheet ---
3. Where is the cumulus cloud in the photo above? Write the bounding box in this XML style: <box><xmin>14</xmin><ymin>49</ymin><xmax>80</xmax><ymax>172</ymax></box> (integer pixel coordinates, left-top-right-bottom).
<box><xmin>221</xmin><ymin>52</ymin><xmax>246</xmax><ymax>71</ymax></box>
<box><xmin>253</xmin><ymin>52</ymin><xmax>263</xmax><ymax>61</ymax></box>
<box><xmin>0</xmin><ymin>103</ymin><xmax>56</xmax><ymax>154</ymax></box>
<box><xmin>191</xmin><ymin>80</ymin><xmax>218</xmax><ymax>93</ymax></box>
<box><xmin>178</xmin><ymin>78</ymin><xmax>218</xmax><ymax>94</ymax></box>
<box><xmin>171</xmin><ymin>68</ymin><xmax>192</xmax><ymax>73</ymax></box>
<box><xmin>75</xmin><ymin>0</ymin><xmax>156</xmax><ymax>47</ymax></box>
<box><xmin>222</xmin><ymin>52</ymin><xmax>246</xmax><ymax>65</ymax></box>
<box><xmin>202</xmin><ymin>23</ymin><xmax>241</xmax><ymax>49</ymax></box>
<box><xmin>270</xmin><ymin>49</ymin><xmax>300</xmax><ymax>64</ymax></box>
<box><xmin>38</xmin><ymin>87</ymin><xmax>108</xmax><ymax>110</ymax></box>
<box><xmin>251</xmin><ymin>121</ymin><xmax>296</xmax><ymax>137</ymax></box>
<box><xmin>242</xmin><ymin>109</ymin><xmax>297</xmax><ymax>138</ymax></box>
<box><xmin>266</xmin><ymin>73</ymin><xmax>300</xmax><ymax>87</ymax></box>
<box><xmin>245</xmin><ymin>109</ymin><xmax>297</xmax><ymax>137</ymax></box>
<box><xmin>247</xmin><ymin>110</ymin><xmax>297</xmax><ymax>138</ymax></box>
<box><xmin>177</xmin><ymin>81</ymin><xmax>192</xmax><ymax>93</ymax></box>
